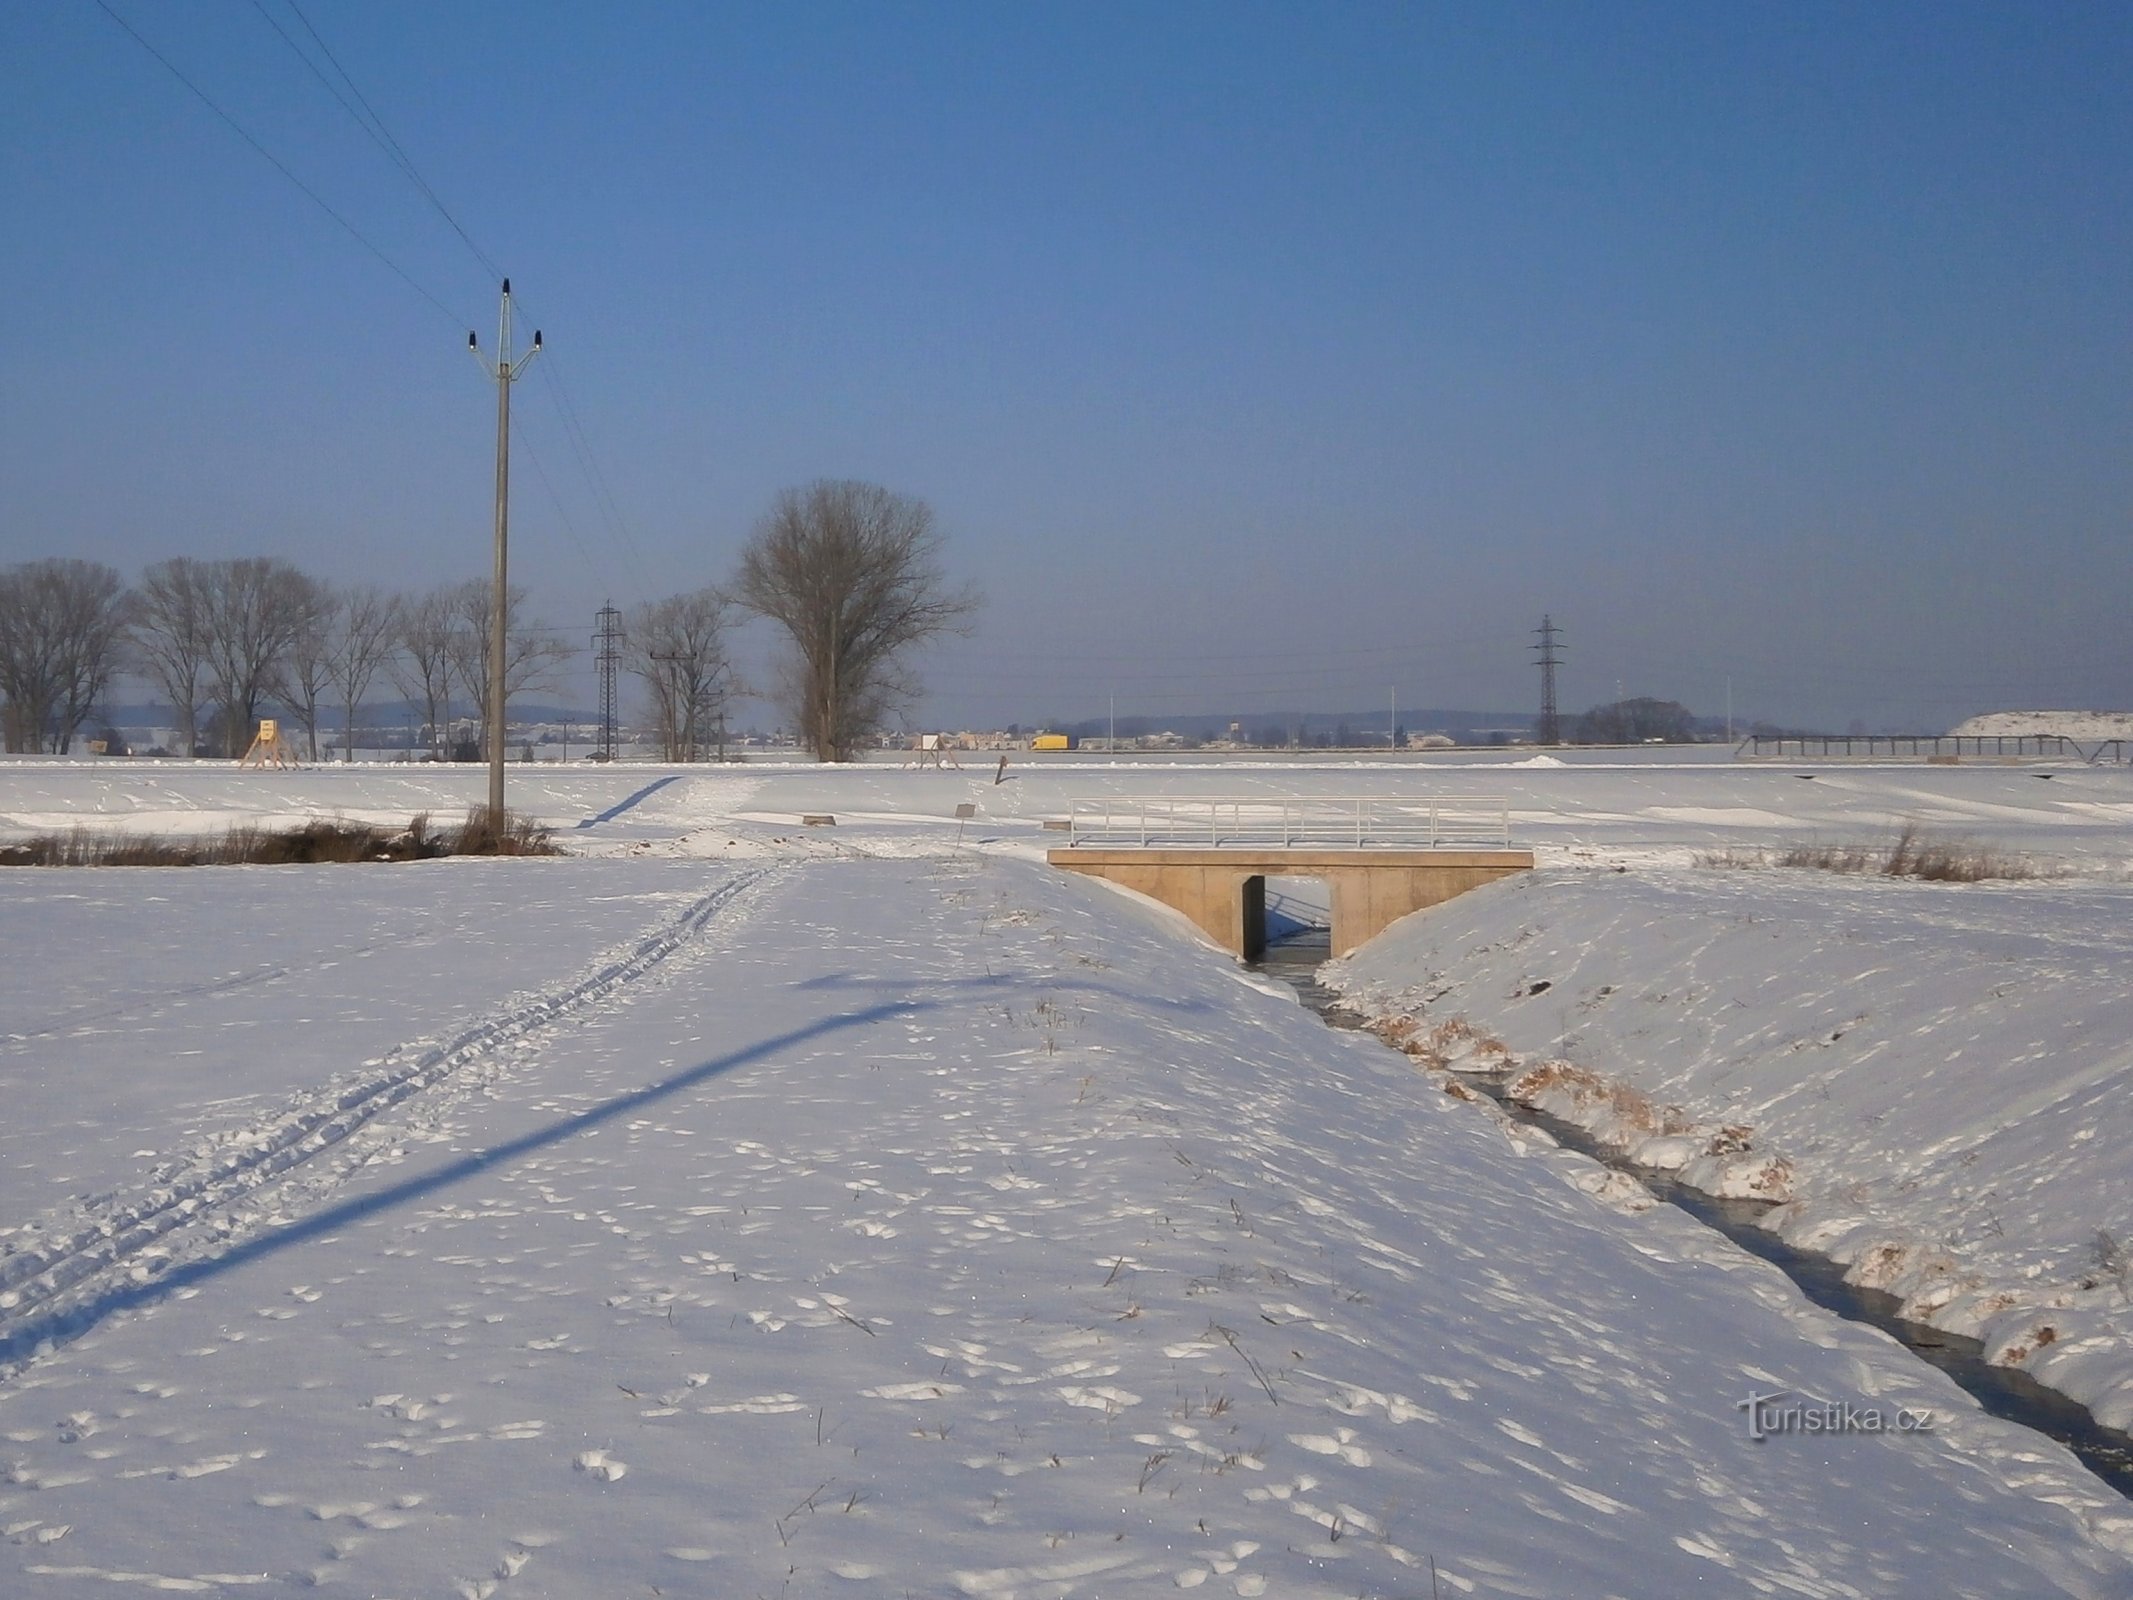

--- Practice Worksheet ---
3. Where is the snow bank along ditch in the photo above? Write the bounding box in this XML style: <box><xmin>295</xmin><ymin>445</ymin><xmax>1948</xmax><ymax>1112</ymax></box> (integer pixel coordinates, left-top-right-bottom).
<box><xmin>1253</xmin><ymin>866</ymin><xmax>2133</xmax><ymax>1503</ymax></box>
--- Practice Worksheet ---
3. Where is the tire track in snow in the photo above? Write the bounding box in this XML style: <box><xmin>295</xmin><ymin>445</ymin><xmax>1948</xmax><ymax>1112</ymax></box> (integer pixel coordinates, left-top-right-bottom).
<box><xmin>0</xmin><ymin>867</ymin><xmax>773</xmax><ymax>1369</ymax></box>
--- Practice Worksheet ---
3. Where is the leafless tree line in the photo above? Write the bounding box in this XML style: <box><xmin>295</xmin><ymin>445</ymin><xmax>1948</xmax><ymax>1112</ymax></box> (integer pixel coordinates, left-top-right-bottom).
<box><xmin>0</xmin><ymin>557</ymin><xmax>572</xmax><ymax>759</ymax></box>
<box><xmin>2</xmin><ymin>479</ymin><xmax>976</xmax><ymax>763</ymax></box>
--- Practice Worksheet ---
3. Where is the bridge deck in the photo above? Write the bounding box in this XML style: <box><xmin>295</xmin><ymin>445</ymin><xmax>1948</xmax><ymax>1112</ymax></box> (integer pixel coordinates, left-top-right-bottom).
<box><xmin>1060</xmin><ymin>795</ymin><xmax>1512</xmax><ymax>850</ymax></box>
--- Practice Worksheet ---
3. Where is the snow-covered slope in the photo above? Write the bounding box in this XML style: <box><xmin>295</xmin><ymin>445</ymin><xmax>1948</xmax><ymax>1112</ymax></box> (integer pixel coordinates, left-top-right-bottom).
<box><xmin>1326</xmin><ymin>865</ymin><xmax>2133</xmax><ymax>1438</ymax></box>
<box><xmin>1949</xmin><ymin>711</ymin><xmax>2133</xmax><ymax>742</ymax></box>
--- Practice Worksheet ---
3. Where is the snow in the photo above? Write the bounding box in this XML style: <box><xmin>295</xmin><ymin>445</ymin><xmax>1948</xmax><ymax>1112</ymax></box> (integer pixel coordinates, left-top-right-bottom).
<box><xmin>1949</xmin><ymin>711</ymin><xmax>2133</xmax><ymax>742</ymax></box>
<box><xmin>1</xmin><ymin>756</ymin><xmax>2131</xmax><ymax>1595</ymax></box>
<box><xmin>0</xmin><ymin>860</ymin><xmax>729</xmax><ymax>1218</ymax></box>
<box><xmin>1326</xmin><ymin>864</ymin><xmax>2133</xmax><ymax>1433</ymax></box>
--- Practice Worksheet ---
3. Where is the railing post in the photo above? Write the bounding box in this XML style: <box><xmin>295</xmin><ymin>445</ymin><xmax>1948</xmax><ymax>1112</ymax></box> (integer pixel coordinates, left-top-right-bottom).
<box><xmin>1060</xmin><ymin>790</ymin><xmax>1517</xmax><ymax>854</ymax></box>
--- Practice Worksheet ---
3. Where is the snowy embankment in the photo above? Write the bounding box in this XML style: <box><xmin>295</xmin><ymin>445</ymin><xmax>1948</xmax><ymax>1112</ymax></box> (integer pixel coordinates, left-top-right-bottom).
<box><xmin>3</xmin><ymin>854</ymin><xmax>2130</xmax><ymax>1594</ymax></box>
<box><xmin>1324</xmin><ymin>865</ymin><xmax>2133</xmax><ymax>1437</ymax></box>
<box><xmin>1950</xmin><ymin>711</ymin><xmax>2133</xmax><ymax>743</ymax></box>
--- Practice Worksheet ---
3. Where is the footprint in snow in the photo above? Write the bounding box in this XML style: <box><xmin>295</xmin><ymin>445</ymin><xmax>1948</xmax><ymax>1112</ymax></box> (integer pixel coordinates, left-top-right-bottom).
<box><xmin>572</xmin><ymin>1448</ymin><xmax>627</xmax><ymax>1482</ymax></box>
<box><xmin>1288</xmin><ymin>1428</ymin><xmax>1371</xmax><ymax>1466</ymax></box>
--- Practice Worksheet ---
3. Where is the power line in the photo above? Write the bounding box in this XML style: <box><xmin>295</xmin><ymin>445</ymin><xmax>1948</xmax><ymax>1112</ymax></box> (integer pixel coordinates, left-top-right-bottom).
<box><xmin>239</xmin><ymin>1</ymin><xmax>659</xmax><ymax>602</ymax></box>
<box><xmin>276</xmin><ymin>0</ymin><xmax>507</xmax><ymax>282</ymax></box>
<box><xmin>90</xmin><ymin>0</ymin><xmax>469</xmax><ymax>329</ymax></box>
<box><xmin>533</xmin><ymin>356</ymin><xmax>659</xmax><ymax>597</ymax></box>
<box><xmin>110</xmin><ymin>0</ymin><xmax>649</xmax><ymax>610</ymax></box>
<box><xmin>509</xmin><ymin>417</ymin><xmax>604</xmax><ymax>586</ymax></box>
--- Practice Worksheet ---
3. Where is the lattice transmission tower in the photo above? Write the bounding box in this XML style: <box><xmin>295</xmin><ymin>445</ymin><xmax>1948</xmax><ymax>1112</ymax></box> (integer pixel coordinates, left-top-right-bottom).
<box><xmin>1532</xmin><ymin>615</ymin><xmax>1565</xmax><ymax>745</ymax></box>
<box><xmin>593</xmin><ymin>602</ymin><xmax>624</xmax><ymax>761</ymax></box>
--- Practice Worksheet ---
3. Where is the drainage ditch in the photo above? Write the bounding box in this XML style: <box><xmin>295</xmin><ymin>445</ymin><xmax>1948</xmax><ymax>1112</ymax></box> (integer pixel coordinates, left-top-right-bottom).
<box><xmin>1252</xmin><ymin>933</ymin><xmax>2133</xmax><ymax>1501</ymax></box>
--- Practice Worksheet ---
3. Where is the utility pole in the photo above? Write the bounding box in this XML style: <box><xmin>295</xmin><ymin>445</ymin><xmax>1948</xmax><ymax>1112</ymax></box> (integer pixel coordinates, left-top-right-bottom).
<box><xmin>649</xmin><ymin>650</ymin><xmax>690</xmax><ymax>760</ymax></box>
<box><xmin>1390</xmin><ymin>685</ymin><xmax>1397</xmax><ymax>752</ymax></box>
<box><xmin>593</xmin><ymin>602</ymin><xmax>623</xmax><ymax>761</ymax></box>
<box><xmin>469</xmin><ymin>280</ymin><xmax>540</xmax><ymax>827</ymax></box>
<box><xmin>1532</xmin><ymin>616</ymin><xmax>1564</xmax><ymax>745</ymax></box>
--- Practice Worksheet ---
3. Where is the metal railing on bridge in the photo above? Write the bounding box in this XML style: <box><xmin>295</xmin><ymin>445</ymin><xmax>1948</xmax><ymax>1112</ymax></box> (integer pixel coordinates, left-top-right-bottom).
<box><xmin>1062</xmin><ymin>795</ymin><xmax>1512</xmax><ymax>849</ymax></box>
<box><xmin>1736</xmin><ymin>733</ymin><xmax>2130</xmax><ymax>764</ymax></box>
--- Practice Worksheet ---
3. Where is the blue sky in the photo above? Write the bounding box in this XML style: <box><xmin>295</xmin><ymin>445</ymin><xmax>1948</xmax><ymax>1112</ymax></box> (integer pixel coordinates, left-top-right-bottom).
<box><xmin>3</xmin><ymin>1</ymin><xmax>2128</xmax><ymax>733</ymax></box>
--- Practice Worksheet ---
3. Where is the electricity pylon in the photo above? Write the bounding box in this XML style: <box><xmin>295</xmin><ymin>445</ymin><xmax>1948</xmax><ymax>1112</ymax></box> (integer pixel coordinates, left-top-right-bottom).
<box><xmin>1532</xmin><ymin>615</ymin><xmax>1564</xmax><ymax>746</ymax></box>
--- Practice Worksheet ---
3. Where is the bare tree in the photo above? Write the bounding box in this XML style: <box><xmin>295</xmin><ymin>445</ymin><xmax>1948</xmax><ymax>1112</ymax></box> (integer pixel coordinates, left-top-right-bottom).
<box><xmin>198</xmin><ymin>559</ymin><xmax>330</xmax><ymax>756</ymax></box>
<box><xmin>733</xmin><ymin>481</ymin><xmax>978</xmax><ymax>761</ymax></box>
<box><xmin>133</xmin><ymin>558</ymin><xmax>214</xmax><ymax>755</ymax></box>
<box><xmin>329</xmin><ymin>587</ymin><xmax>403</xmax><ymax>761</ymax></box>
<box><xmin>0</xmin><ymin>559</ymin><xmax>131</xmax><ymax>753</ymax></box>
<box><xmin>628</xmin><ymin>589</ymin><xmax>734</xmax><ymax>761</ymax></box>
<box><xmin>390</xmin><ymin>585</ymin><xmax>459</xmax><ymax>759</ymax></box>
<box><xmin>445</xmin><ymin>580</ymin><xmax>574</xmax><ymax>755</ymax></box>
<box><xmin>275</xmin><ymin>582</ymin><xmax>340</xmax><ymax>762</ymax></box>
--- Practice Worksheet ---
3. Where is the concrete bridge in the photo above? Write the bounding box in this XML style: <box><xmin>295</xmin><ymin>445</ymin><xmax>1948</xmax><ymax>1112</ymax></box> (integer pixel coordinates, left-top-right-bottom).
<box><xmin>1047</xmin><ymin>846</ymin><xmax>1535</xmax><ymax>959</ymax></box>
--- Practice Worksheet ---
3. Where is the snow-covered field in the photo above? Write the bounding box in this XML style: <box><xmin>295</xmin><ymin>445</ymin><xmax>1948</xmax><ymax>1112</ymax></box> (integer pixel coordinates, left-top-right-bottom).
<box><xmin>2</xmin><ymin>755</ymin><xmax>2131</xmax><ymax>1596</ymax></box>
<box><xmin>6</xmin><ymin>748</ymin><xmax>2131</xmax><ymax>867</ymax></box>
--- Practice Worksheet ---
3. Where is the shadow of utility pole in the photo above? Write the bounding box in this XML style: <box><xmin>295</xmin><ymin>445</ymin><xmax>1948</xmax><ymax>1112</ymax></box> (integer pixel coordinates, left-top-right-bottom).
<box><xmin>0</xmin><ymin>1000</ymin><xmax>925</xmax><ymax>1371</ymax></box>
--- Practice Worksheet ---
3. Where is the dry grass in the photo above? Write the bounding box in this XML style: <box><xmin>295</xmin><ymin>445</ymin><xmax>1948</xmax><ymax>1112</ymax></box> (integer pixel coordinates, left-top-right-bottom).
<box><xmin>1506</xmin><ymin>1059</ymin><xmax>1695</xmax><ymax>1141</ymax></box>
<box><xmin>1701</xmin><ymin>823</ymin><xmax>2050</xmax><ymax>882</ymax></box>
<box><xmin>1372</xmin><ymin>1015</ymin><xmax>1518</xmax><ymax>1075</ymax></box>
<box><xmin>1782</xmin><ymin>823</ymin><xmax>2043</xmax><ymax>882</ymax></box>
<box><xmin>0</xmin><ymin>809</ymin><xmax>558</xmax><ymax>868</ymax></box>
<box><xmin>1692</xmin><ymin>845</ymin><xmax>1770</xmax><ymax>869</ymax></box>
<box><xmin>448</xmin><ymin>807</ymin><xmax>562</xmax><ymax>857</ymax></box>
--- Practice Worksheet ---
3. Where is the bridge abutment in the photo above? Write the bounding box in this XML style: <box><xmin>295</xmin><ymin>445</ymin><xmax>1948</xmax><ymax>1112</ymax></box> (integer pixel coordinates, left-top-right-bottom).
<box><xmin>1048</xmin><ymin>848</ymin><xmax>1536</xmax><ymax>959</ymax></box>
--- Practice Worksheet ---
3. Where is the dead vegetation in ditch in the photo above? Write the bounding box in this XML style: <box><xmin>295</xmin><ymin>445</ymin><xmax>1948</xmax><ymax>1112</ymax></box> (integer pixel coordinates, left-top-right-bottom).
<box><xmin>1696</xmin><ymin>822</ymin><xmax>2054</xmax><ymax>883</ymax></box>
<box><xmin>1506</xmin><ymin>1059</ymin><xmax>1697</xmax><ymax>1142</ymax></box>
<box><xmin>1367</xmin><ymin>1014</ymin><xmax>1517</xmax><ymax>1074</ymax></box>
<box><xmin>1364</xmin><ymin>1005</ymin><xmax>1795</xmax><ymax>1201</ymax></box>
<box><xmin>1368</xmin><ymin>1010</ymin><xmax>1720</xmax><ymax>1146</ymax></box>
<box><xmin>0</xmin><ymin>809</ymin><xmax>559</xmax><ymax>867</ymax></box>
